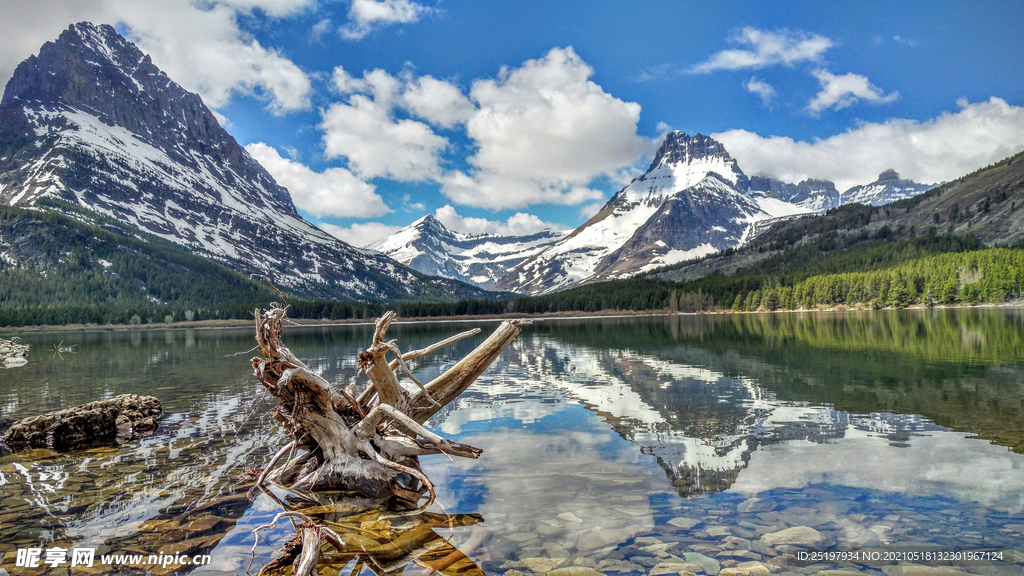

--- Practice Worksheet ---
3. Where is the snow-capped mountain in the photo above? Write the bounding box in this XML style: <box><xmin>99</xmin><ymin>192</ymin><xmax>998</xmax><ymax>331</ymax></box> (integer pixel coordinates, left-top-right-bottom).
<box><xmin>843</xmin><ymin>169</ymin><xmax>937</xmax><ymax>206</ymax></box>
<box><xmin>0</xmin><ymin>22</ymin><xmax>483</xmax><ymax>302</ymax></box>
<box><xmin>367</xmin><ymin>215</ymin><xmax>566</xmax><ymax>290</ymax></box>
<box><xmin>492</xmin><ymin>132</ymin><xmax>811</xmax><ymax>295</ymax></box>
<box><xmin>749</xmin><ymin>176</ymin><xmax>842</xmax><ymax>212</ymax></box>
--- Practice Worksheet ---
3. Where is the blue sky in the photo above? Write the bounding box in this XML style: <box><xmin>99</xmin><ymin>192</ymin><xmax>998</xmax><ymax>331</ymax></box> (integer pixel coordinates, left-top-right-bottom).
<box><xmin>3</xmin><ymin>0</ymin><xmax>1023</xmax><ymax>245</ymax></box>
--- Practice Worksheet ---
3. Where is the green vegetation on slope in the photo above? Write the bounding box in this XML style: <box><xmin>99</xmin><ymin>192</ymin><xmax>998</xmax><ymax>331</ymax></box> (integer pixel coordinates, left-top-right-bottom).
<box><xmin>0</xmin><ymin>205</ymin><xmax>279</xmax><ymax>326</ymax></box>
<box><xmin>728</xmin><ymin>247</ymin><xmax>1024</xmax><ymax>311</ymax></box>
<box><xmin>499</xmin><ymin>235</ymin><xmax>1015</xmax><ymax>316</ymax></box>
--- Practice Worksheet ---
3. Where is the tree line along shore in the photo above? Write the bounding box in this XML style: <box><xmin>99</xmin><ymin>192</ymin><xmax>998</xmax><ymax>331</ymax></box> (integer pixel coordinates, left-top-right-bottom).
<box><xmin>2</xmin><ymin>230</ymin><xmax>1022</xmax><ymax>330</ymax></box>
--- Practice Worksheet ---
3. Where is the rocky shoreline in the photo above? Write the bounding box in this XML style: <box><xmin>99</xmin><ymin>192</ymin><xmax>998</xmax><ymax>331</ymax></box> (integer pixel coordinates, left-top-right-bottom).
<box><xmin>1</xmin><ymin>394</ymin><xmax>162</xmax><ymax>452</ymax></box>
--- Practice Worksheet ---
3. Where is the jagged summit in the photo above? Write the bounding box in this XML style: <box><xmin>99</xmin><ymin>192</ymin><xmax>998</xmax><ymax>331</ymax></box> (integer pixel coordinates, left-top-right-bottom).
<box><xmin>619</xmin><ymin>132</ymin><xmax>750</xmax><ymax>205</ymax></box>
<box><xmin>9</xmin><ymin>24</ymin><xmax>204</xmax><ymax>137</ymax></box>
<box><xmin>0</xmin><ymin>22</ymin><xmax>484</xmax><ymax>302</ymax></box>
<box><xmin>3</xmin><ymin>23</ymin><xmax>148</xmax><ymax>108</ymax></box>
<box><xmin>408</xmin><ymin>214</ymin><xmax>453</xmax><ymax>236</ymax></box>
<box><xmin>1</xmin><ymin>22</ymin><xmax>290</xmax><ymax>212</ymax></box>
<box><xmin>649</xmin><ymin>131</ymin><xmax>739</xmax><ymax>170</ymax></box>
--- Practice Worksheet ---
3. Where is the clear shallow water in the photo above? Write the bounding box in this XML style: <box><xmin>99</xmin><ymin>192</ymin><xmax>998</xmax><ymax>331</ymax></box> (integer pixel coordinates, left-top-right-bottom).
<box><xmin>1</xmin><ymin>309</ymin><xmax>1023</xmax><ymax>575</ymax></box>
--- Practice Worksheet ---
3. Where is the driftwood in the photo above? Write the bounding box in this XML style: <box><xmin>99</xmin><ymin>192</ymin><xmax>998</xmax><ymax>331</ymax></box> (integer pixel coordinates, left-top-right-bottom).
<box><xmin>1</xmin><ymin>336</ymin><xmax>30</xmax><ymax>368</ymax></box>
<box><xmin>251</xmin><ymin>305</ymin><xmax>526</xmax><ymax>504</ymax></box>
<box><xmin>249</xmin><ymin>499</ymin><xmax>486</xmax><ymax>576</ymax></box>
<box><xmin>1</xmin><ymin>394</ymin><xmax>162</xmax><ymax>452</ymax></box>
<box><xmin>249</xmin><ymin>304</ymin><xmax>526</xmax><ymax>575</ymax></box>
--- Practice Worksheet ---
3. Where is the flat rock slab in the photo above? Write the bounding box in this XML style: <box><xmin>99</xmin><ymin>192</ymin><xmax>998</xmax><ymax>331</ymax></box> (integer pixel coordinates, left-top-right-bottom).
<box><xmin>1</xmin><ymin>394</ymin><xmax>162</xmax><ymax>452</ymax></box>
<box><xmin>737</xmin><ymin>498</ymin><xmax>777</xmax><ymax>513</ymax></box>
<box><xmin>668</xmin><ymin>517</ymin><xmax>702</xmax><ymax>530</ymax></box>
<box><xmin>760</xmin><ymin>526</ymin><xmax>826</xmax><ymax>547</ymax></box>
<box><xmin>651</xmin><ymin>564</ymin><xmax>699</xmax><ymax>576</ymax></box>
<box><xmin>684</xmin><ymin>552</ymin><xmax>722</xmax><ymax>576</ymax></box>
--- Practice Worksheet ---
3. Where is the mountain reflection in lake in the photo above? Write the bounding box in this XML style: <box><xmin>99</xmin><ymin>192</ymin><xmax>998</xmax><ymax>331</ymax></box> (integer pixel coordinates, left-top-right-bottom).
<box><xmin>1</xmin><ymin>309</ymin><xmax>1023</xmax><ymax>575</ymax></box>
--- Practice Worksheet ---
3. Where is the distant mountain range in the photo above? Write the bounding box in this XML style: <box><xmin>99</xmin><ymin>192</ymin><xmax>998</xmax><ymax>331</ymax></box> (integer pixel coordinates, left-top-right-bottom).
<box><xmin>374</xmin><ymin>132</ymin><xmax>936</xmax><ymax>294</ymax></box>
<box><xmin>367</xmin><ymin>215</ymin><xmax>567</xmax><ymax>290</ymax></box>
<box><xmin>654</xmin><ymin>150</ymin><xmax>1024</xmax><ymax>286</ymax></box>
<box><xmin>0</xmin><ymin>22</ymin><xmax>485</xmax><ymax>303</ymax></box>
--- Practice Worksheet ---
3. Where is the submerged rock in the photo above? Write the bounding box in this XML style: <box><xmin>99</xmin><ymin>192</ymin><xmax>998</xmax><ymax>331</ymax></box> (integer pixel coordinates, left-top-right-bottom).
<box><xmin>651</xmin><ymin>564</ymin><xmax>698</xmax><ymax>576</ymax></box>
<box><xmin>668</xmin><ymin>517</ymin><xmax>702</xmax><ymax>530</ymax></box>
<box><xmin>760</xmin><ymin>526</ymin><xmax>826</xmax><ymax>547</ymax></box>
<box><xmin>684</xmin><ymin>552</ymin><xmax>722</xmax><ymax>575</ymax></box>
<box><xmin>719</xmin><ymin>561</ymin><xmax>772</xmax><ymax>576</ymax></box>
<box><xmin>548</xmin><ymin>568</ymin><xmax>606</xmax><ymax>576</ymax></box>
<box><xmin>0</xmin><ymin>394</ymin><xmax>162</xmax><ymax>452</ymax></box>
<box><xmin>521</xmin><ymin>556</ymin><xmax>568</xmax><ymax>572</ymax></box>
<box><xmin>737</xmin><ymin>498</ymin><xmax>777</xmax><ymax>513</ymax></box>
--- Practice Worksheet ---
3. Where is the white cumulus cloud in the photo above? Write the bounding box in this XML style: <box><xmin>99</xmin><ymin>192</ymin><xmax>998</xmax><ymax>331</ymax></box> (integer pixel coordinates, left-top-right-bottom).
<box><xmin>401</xmin><ymin>74</ymin><xmax>475</xmax><ymax>129</ymax></box>
<box><xmin>213</xmin><ymin>0</ymin><xmax>312</xmax><ymax>18</ymax></box>
<box><xmin>340</xmin><ymin>0</ymin><xmax>431</xmax><ymax>40</ymax></box>
<box><xmin>691</xmin><ymin>27</ymin><xmax>833</xmax><ymax>73</ymax></box>
<box><xmin>321</xmin><ymin>48</ymin><xmax>647</xmax><ymax>206</ymax></box>
<box><xmin>321</xmin><ymin>66</ymin><xmax>449</xmax><ymax>181</ymax></box>
<box><xmin>444</xmin><ymin>46</ymin><xmax>648</xmax><ymax>209</ymax></box>
<box><xmin>713</xmin><ymin>97</ymin><xmax>1024</xmax><ymax>192</ymax></box>
<box><xmin>245</xmin><ymin>142</ymin><xmax>390</xmax><ymax>218</ymax></box>
<box><xmin>0</xmin><ymin>0</ymin><xmax>313</xmax><ymax>115</ymax></box>
<box><xmin>319</xmin><ymin>221</ymin><xmax>402</xmax><ymax>247</ymax></box>
<box><xmin>745</xmin><ymin>77</ymin><xmax>776</xmax><ymax>105</ymax></box>
<box><xmin>433</xmin><ymin>205</ymin><xmax>567</xmax><ymax>236</ymax></box>
<box><xmin>807</xmin><ymin>69</ymin><xmax>898</xmax><ymax>115</ymax></box>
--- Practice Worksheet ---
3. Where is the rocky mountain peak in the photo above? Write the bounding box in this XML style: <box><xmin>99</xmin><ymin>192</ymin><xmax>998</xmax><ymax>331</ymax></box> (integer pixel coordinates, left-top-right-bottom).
<box><xmin>2</xmin><ymin>21</ymin><xmax>289</xmax><ymax>212</ymax></box>
<box><xmin>877</xmin><ymin>169</ymin><xmax>901</xmax><ymax>182</ymax></box>
<box><xmin>3</xmin><ymin>23</ymin><xmax>145</xmax><ymax>108</ymax></box>
<box><xmin>648</xmin><ymin>131</ymin><xmax>736</xmax><ymax>171</ymax></box>
<box><xmin>412</xmin><ymin>214</ymin><xmax>450</xmax><ymax>233</ymax></box>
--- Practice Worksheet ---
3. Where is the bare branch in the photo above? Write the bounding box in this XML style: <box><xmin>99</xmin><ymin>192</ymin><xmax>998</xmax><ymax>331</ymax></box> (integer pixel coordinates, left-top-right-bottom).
<box><xmin>387</xmin><ymin>328</ymin><xmax>481</xmax><ymax>369</ymax></box>
<box><xmin>257</xmin><ymin>440</ymin><xmax>295</xmax><ymax>486</ymax></box>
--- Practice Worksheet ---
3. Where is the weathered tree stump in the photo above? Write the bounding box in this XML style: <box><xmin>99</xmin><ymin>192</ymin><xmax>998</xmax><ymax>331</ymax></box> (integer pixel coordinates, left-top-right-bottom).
<box><xmin>1</xmin><ymin>394</ymin><xmax>162</xmax><ymax>452</ymax></box>
<box><xmin>249</xmin><ymin>304</ymin><xmax>526</xmax><ymax>575</ymax></box>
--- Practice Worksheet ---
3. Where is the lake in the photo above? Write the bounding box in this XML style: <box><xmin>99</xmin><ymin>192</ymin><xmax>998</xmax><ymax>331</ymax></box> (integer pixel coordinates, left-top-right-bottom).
<box><xmin>1</xmin><ymin>309</ymin><xmax>1023</xmax><ymax>575</ymax></box>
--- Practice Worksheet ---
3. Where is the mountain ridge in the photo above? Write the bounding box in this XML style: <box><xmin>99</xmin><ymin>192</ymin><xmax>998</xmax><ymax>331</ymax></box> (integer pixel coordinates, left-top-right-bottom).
<box><xmin>0</xmin><ymin>22</ymin><xmax>486</xmax><ymax>303</ymax></box>
<box><xmin>367</xmin><ymin>214</ymin><xmax>566</xmax><ymax>290</ymax></box>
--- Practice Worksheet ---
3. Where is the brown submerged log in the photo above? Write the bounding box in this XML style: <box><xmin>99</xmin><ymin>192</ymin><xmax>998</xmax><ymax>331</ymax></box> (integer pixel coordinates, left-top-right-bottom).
<box><xmin>249</xmin><ymin>304</ymin><xmax>525</xmax><ymax>574</ymax></box>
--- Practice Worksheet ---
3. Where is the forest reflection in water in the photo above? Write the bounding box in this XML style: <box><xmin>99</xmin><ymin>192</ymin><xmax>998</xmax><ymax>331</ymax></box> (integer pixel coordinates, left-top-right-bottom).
<box><xmin>0</xmin><ymin>308</ymin><xmax>1022</xmax><ymax>575</ymax></box>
